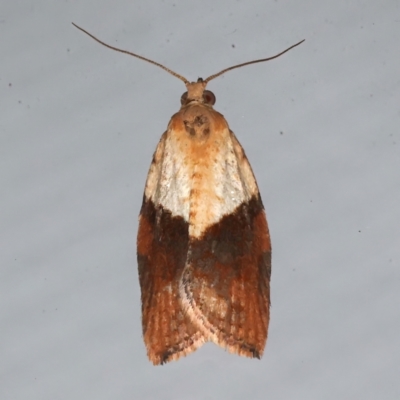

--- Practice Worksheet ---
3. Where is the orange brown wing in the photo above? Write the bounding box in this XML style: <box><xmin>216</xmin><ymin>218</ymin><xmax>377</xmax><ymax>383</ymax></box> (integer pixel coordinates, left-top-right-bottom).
<box><xmin>137</xmin><ymin>198</ymin><xmax>206</xmax><ymax>365</ymax></box>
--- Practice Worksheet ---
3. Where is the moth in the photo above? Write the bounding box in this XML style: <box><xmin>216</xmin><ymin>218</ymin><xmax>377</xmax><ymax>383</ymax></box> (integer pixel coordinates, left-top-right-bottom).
<box><xmin>72</xmin><ymin>23</ymin><xmax>304</xmax><ymax>365</ymax></box>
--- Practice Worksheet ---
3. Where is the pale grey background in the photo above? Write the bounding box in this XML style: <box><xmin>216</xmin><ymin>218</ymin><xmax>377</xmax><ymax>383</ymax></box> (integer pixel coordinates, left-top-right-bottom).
<box><xmin>1</xmin><ymin>1</ymin><xmax>399</xmax><ymax>399</ymax></box>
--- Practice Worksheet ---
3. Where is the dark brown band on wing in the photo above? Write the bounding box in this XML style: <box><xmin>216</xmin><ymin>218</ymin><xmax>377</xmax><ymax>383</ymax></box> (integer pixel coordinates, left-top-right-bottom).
<box><xmin>182</xmin><ymin>194</ymin><xmax>271</xmax><ymax>358</ymax></box>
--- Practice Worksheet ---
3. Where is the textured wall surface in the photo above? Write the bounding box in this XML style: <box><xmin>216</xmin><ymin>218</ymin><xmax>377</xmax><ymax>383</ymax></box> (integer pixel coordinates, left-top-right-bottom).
<box><xmin>1</xmin><ymin>1</ymin><xmax>399</xmax><ymax>399</ymax></box>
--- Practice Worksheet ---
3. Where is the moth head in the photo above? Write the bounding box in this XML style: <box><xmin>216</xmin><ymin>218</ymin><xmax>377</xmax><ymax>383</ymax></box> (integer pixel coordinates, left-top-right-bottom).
<box><xmin>181</xmin><ymin>78</ymin><xmax>216</xmax><ymax>106</ymax></box>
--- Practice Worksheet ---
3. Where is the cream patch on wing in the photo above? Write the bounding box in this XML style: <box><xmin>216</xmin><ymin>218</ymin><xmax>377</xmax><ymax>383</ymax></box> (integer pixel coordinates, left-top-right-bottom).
<box><xmin>143</xmin><ymin>103</ymin><xmax>260</xmax><ymax>238</ymax></box>
<box><xmin>143</xmin><ymin>129</ymin><xmax>192</xmax><ymax>221</ymax></box>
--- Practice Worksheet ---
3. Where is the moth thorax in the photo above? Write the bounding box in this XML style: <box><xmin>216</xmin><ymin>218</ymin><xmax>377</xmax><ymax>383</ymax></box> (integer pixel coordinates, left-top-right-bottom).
<box><xmin>183</xmin><ymin>114</ymin><xmax>211</xmax><ymax>138</ymax></box>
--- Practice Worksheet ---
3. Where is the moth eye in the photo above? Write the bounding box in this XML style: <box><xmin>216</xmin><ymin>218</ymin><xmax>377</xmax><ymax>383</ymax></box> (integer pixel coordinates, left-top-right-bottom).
<box><xmin>180</xmin><ymin>92</ymin><xmax>188</xmax><ymax>105</ymax></box>
<box><xmin>203</xmin><ymin>90</ymin><xmax>216</xmax><ymax>105</ymax></box>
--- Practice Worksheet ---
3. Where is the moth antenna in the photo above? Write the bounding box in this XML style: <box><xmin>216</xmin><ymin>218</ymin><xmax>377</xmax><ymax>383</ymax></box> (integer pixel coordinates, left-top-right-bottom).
<box><xmin>72</xmin><ymin>23</ymin><xmax>189</xmax><ymax>84</ymax></box>
<box><xmin>204</xmin><ymin>39</ymin><xmax>305</xmax><ymax>83</ymax></box>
